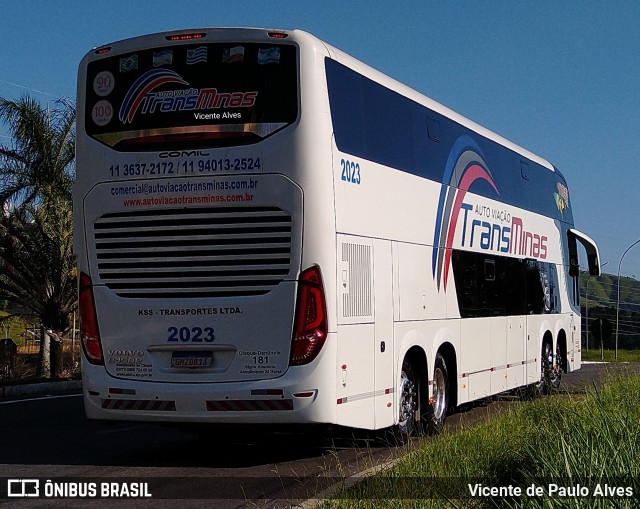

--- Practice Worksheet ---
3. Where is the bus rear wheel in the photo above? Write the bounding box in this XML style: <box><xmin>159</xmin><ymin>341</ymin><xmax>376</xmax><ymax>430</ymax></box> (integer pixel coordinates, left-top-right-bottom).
<box><xmin>395</xmin><ymin>357</ymin><xmax>424</xmax><ymax>441</ymax></box>
<box><xmin>551</xmin><ymin>342</ymin><xmax>563</xmax><ymax>389</ymax></box>
<box><xmin>429</xmin><ymin>353</ymin><xmax>449</xmax><ymax>433</ymax></box>
<box><xmin>537</xmin><ymin>341</ymin><xmax>554</xmax><ymax>395</ymax></box>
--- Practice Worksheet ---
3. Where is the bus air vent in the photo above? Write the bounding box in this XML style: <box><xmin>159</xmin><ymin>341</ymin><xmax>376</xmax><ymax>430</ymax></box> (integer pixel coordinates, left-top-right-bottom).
<box><xmin>93</xmin><ymin>206</ymin><xmax>292</xmax><ymax>298</ymax></box>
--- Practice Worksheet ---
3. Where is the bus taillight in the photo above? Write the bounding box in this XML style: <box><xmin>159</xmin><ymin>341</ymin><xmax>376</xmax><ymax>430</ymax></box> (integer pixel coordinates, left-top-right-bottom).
<box><xmin>79</xmin><ymin>272</ymin><xmax>104</xmax><ymax>365</ymax></box>
<box><xmin>290</xmin><ymin>266</ymin><xmax>328</xmax><ymax>366</ymax></box>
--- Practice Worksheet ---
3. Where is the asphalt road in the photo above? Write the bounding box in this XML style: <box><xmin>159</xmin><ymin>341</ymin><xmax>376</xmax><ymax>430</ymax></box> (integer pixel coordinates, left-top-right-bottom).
<box><xmin>0</xmin><ymin>362</ymin><xmax>636</xmax><ymax>508</ymax></box>
<box><xmin>0</xmin><ymin>389</ymin><xmax>396</xmax><ymax>508</ymax></box>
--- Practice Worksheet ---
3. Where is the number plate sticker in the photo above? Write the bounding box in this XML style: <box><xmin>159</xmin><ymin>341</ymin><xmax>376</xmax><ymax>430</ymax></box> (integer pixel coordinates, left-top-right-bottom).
<box><xmin>171</xmin><ymin>351</ymin><xmax>212</xmax><ymax>368</ymax></box>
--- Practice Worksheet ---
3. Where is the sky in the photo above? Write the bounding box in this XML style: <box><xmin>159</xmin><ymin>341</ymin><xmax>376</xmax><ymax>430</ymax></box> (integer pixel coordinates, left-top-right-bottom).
<box><xmin>2</xmin><ymin>0</ymin><xmax>640</xmax><ymax>278</ymax></box>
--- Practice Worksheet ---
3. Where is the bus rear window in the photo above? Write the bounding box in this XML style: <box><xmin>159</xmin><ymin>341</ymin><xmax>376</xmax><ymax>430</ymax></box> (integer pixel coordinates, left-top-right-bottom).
<box><xmin>85</xmin><ymin>43</ymin><xmax>298</xmax><ymax>151</ymax></box>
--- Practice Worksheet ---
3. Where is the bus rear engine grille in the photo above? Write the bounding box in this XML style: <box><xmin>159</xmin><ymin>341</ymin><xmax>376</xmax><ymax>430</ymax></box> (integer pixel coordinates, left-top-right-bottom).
<box><xmin>93</xmin><ymin>207</ymin><xmax>293</xmax><ymax>298</ymax></box>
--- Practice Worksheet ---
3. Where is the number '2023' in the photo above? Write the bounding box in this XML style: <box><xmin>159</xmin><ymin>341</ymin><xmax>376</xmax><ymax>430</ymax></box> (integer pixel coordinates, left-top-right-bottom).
<box><xmin>340</xmin><ymin>159</ymin><xmax>361</xmax><ymax>185</ymax></box>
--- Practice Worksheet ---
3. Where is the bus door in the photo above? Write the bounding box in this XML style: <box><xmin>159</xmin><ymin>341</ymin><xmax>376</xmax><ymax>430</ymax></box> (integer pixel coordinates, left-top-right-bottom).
<box><xmin>335</xmin><ymin>236</ymin><xmax>395</xmax><ymax>430</ymax></box>
<box><xmin>373</xmin><ymin>239</ymin><xmax>394</xmax><ymax>429</ymax></box>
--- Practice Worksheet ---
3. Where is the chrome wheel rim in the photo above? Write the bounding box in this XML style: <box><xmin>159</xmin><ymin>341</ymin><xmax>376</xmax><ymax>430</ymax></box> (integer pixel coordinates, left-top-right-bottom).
<box><xmin>551</xmin><ymin>344</ymin><xmax>562</xmax><ymax>387</ymax></box>
<box><xmin>398</xmin><ymin>369</ymin><xmax>416</xmax><ymax>430</ymax></box>
<box><xmin>433</xmin><ymin>367</ymin><xmax>446</xmax><ymax>421</ymax></box>
<box><xmin>542</xmin><ymin>342</ymin><xmax>553</xmax><ymax>378</ymax></box>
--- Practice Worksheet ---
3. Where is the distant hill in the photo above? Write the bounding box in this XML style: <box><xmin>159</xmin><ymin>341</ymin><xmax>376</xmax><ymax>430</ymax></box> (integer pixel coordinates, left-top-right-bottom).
<box><xmin>580</xmin><ymin>271</ymin><xmax>640</xmax><ymax>348</ymax></box>
<box><xmin>580</xmin><ymin>271</ymin><xmax>640</xmax><ymax>313</ymax></box>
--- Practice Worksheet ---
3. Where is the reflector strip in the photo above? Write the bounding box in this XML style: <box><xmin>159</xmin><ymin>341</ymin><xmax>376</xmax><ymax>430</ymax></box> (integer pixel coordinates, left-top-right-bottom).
<box><xmin>101</xmin><ymin>399</ymin><xmax>176</xmax><ymax>411</ymax></box>
<box><xmin>293</xmin><ymin>391</ymin><xmax>315</xmax><ymax>398</ymax></box>
<box><xmin>206</xmin><ymin>399</ymin><xmax>293</xmax><ymax>411</ymax></box>
<box><xmin>337</xmin><ymin>388</ymin><xmax>394</xmax><ymax>405</ymax></box>
<box><xmin>460</xmin><ymin>358</ymin><xmax>539</xmax><ymax>378</ymax></box>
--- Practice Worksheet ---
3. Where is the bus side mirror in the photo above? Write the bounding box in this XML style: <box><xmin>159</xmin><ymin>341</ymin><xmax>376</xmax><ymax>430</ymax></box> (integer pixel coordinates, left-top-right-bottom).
<box><xmin>567</xmin><ymin>229</ymin><xmax>600</xmax><ymax>277</ymax></box>
<box><xmin>569</xmin><ymin>255</ymin><xmax>580</xmax><ymax>278</ymax></box>
<box><xmin>569</xmin><ymin>263</ymin><xmax>580</xmax><ymax>278</ymax></box>
<box><xmin>588</xmin><ymin>254</ymin><xmax>600</xmax><ymax>276</ymax></box>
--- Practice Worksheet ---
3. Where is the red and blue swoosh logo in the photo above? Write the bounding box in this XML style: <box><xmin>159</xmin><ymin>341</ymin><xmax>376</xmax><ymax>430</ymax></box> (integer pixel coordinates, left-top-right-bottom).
<box><xmin>432</xmin><ymin>136</ymin><xmax>499</xmax><ymax>292</ymax></box>
<box><xmin>119</xmin><ymin>68</ymin><xmax>189</xmax><ymax>124</ymax></box>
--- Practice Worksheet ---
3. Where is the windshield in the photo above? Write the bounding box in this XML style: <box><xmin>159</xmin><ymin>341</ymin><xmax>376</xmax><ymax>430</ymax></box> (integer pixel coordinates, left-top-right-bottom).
<box><xmin>85</xmin><ymin>42</ymin><xmax>298</xmax><ymax>151</ymax></box>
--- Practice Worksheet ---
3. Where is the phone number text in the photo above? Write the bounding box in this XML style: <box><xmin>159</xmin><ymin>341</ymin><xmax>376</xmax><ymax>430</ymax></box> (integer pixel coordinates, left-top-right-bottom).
<box><xmin>109</xmin><ymin>157</ymin><xmax>262</xmax><ymax>178</ymax></box>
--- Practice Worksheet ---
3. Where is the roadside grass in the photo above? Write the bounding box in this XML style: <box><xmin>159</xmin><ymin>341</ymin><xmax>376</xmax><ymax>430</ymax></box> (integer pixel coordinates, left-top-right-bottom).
<box><xmin>0</xmin><ymin>312</ymin><xmax>30</xmax><ymax>346</ymax></box>
<box><xmin>582</xmin><ymin>348</ymin><xmax>640</xmax><ymax>363</ymax></box>
<box><xmin>321</xmin><ymin>368</ymin><xmax>640</xmax><ymax>508</ymax></box>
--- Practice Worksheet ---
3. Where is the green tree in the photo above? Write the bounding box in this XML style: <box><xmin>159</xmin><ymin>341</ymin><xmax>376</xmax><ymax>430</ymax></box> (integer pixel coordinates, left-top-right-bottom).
<box><xmin>0</xmin><ymin>96</ymin><xmax>74</xmax><ymax>209</ymax></box>
<box><xmin>0</xmin><ymin>96</ymin><xmax>76</xmax><ymax>377</ymax></box>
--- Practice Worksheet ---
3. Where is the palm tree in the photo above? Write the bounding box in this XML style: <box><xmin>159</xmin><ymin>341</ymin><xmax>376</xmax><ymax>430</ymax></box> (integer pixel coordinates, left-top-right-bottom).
<box><xmin>0</xmin><ymin>96</ymin><xmax>75</xmax><ymax>210</ymax></box>
<box><xmin>0</xmin><ymin>203</ymin><xmax>76</xmax><ymax>376</ymax></box>
<box><xmin>0</xmin><ymin>96</ymin><xmax>76</xmax><ymax>377</ymax></box>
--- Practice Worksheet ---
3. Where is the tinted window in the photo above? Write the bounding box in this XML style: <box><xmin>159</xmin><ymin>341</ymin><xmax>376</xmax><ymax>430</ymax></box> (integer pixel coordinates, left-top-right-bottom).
<box><xmin>85</xmin><ymin>43</ymin><xmax>298</xmax><ymax>151</ymax></box>
<box><xmin>325</xmin><ymin>58</ymin><xmax>574</xmax><ymax>225</ymax></box>
<box><xmin>326</xmin><ymin>58</ymin><xmax>425</xmax><ymax>175</ymax></box>
<box><xmin>452</xmin><ymin>250</ymin><xmax>559</xmax><ymax>318</ymax></box>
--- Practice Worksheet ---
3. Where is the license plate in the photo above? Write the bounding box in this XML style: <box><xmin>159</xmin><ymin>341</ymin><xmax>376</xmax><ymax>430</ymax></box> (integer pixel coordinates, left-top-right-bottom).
<box><xmin>171</xmin><ymin>352</ymin><xmax>212</xmax><ymax>368</ymax></box>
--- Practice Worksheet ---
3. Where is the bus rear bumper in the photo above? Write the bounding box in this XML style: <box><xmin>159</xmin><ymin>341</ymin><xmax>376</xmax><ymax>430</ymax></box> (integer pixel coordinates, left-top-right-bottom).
<box><xmin>82</xmin><ymin>367</ymin><xmax>332</xmax><ymax>425</ymax></box>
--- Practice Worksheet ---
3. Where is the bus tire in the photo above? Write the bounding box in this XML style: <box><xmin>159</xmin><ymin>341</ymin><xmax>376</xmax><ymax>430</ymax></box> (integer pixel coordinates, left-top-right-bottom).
<box><xmin>428</xmin><ymin>353</ymin><xmax>449</xmax><ymax>434</ymax></box>
<box><xmin>551</xmin><ymin>342</ymin><xmax>562</xmax><ymax>389</ymax></box>
<box><xmin>394</xmin><ymin>356</ymin><xmax>424</xmax><ymax>442</ymax></box>
<box><xmin>537</xmin><ymin>341</ymin><xmax>554</xmax><ymax>395</ymax></box>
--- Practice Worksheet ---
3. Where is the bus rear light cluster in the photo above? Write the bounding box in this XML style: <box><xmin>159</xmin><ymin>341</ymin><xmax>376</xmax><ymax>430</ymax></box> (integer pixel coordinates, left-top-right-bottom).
<box><xmin>79</xmin><ymin>272</ymin><xmax>104</xmax><ymax>365</ymax></box>
<box><xmin>290</xmin><ymin>266</ymin><xmax>328</xmax><ymax>366</ymax></box>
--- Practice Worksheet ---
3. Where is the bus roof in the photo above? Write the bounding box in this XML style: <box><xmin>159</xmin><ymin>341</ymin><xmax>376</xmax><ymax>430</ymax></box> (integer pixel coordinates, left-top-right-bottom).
<box><xmin>85</xmin><ymin>27</ymin><xmax>555</xmax><ymax>173</ymax></box>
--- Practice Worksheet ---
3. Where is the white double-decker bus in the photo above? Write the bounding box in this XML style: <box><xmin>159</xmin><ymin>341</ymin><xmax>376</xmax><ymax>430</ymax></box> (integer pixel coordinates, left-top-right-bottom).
<box><xmin>75</xmin><ymin>28</ymin><xmax>600</xmax><ymax>435</ymax></box>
